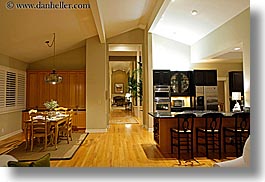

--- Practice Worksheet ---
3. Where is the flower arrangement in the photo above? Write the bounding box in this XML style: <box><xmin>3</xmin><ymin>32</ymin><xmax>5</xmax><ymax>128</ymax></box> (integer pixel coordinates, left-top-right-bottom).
<box><xmin>43</xmin><ymin>99</ymin><xmax>59</xmax><ymax>110</ymax></box>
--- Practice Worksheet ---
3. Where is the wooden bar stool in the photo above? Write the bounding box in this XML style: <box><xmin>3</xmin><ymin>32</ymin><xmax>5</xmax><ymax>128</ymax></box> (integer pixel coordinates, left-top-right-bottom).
<box><xmin>170</xmin><ymin>113</ymin><xmax>196</xmax><ymax>164</ymax></box>
<box><xmin>223</xmin><ymin>112</ymin><xmax>250</xmax><ymax>157</ymax></box>
<box><xmin>196</xmin><ymin>112</ymin><xmax>223</xmax><ymax>159</ymax></box>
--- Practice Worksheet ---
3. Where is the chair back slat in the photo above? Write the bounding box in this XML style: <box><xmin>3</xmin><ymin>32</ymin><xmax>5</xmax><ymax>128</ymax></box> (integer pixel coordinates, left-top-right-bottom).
<box><xmin>232</xmin><ymin>112</ymin><xmax>250</xmax><ymax>131</ymax></box>
<box><xmin>202</xmin><ymin>113</ymin><xmax>223</xmax><ymax>132</ymax></box>
<box><xmin>175</xmin><ymin>113</ymin><xmax>196</xmax><ymax>132</ymax></box>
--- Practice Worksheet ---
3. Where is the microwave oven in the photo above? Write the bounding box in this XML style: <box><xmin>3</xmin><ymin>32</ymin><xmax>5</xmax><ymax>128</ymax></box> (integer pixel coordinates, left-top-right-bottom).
<box><xmin>172</xmin><ymin>100</ymin><xmax>184</xmax><ymax>107</ymax></box>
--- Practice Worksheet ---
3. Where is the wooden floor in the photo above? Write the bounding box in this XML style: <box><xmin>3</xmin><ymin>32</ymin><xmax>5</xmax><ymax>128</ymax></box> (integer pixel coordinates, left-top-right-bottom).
<box><xmin>1</xmin><ymin>108</ymin><xmax>233</xmax><ymax>167</ymax></box>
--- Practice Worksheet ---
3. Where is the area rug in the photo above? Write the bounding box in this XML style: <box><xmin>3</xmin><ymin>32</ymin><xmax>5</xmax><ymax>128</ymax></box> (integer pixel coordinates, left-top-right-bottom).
<box><xmin>0</xmin><ymin>140</ymin><xmax>23</xmax><ymax>155</ymax></box>
<box><xmin>7</xmin><ymin>132</ymin><xmax>88</xmax><ymax>161</ymax></box>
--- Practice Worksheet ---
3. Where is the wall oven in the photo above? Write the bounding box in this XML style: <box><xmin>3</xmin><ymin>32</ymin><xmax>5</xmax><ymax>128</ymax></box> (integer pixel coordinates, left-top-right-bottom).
<box><xmin>153</xmin><ymin>85</ymin><xmax>171</xmax><ymax>112</ymax></box>
<box><xmin>154</xmin><ymin>101</ymin><xmax>171</xmax><ymax>112</ymax></box>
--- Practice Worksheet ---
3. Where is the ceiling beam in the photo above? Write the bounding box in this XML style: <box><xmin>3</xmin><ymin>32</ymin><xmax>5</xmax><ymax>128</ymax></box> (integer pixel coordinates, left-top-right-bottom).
<box><xmin>147</xmin><ymin>0</ymin><xmax>171</xmax><ymax>32</ymax></box>
<box><xmin>90</xmin><ymin>0</ymin><xmax>106</xmax><ymax>43</ymax></box>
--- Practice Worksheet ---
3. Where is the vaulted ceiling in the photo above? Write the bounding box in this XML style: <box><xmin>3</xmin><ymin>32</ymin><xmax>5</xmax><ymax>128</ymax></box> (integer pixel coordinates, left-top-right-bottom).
<box><xmin>0</xmin><ymin>0</ymin><xmax>249</xmax><ymax>64</ymax></box>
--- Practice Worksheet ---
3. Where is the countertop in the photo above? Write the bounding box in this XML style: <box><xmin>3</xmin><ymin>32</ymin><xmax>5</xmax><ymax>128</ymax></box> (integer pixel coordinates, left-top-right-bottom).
<box><xmin>148</xmin><ymin>110</ymin><xmax>246</xmax><ymax>118</ymax></box>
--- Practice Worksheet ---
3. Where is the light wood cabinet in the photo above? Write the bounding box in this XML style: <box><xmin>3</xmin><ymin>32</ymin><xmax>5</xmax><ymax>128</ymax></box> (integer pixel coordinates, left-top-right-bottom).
<box><xmin>26</xmin><ymin>70</ymin><xmax>85</xmax><ymax>110</ymax></box>
<box><xmin>26</xmin><ymin>72</ymin><xmax>39</xmax><ymax>109</ymax></box>
<box><xmin>77</xmin><ymin>72</ymin><xmax>86</xmax><ymax>109</ymax></box>
<box><xmin>72</xmin><ymin>111</ymin><xmax>86</xmax><ymax>130</ymax></box>
<box><xmin>56</xmin><ymin>72</ymin><xmax>70</xmax><ymax>107</ymax></box>
<box><xmin>69</xmin><ymin>72</ymin><xmax>86</xmax><ymax>109</ymax></box>
<box><xmin>69</xmin><ymin>72</ymin><xmax>77</xmax><ymax>108</ymax></box>
<box><xmin>38</xmin><ymin>72</ymin><xmax>51</xmax><ymax>109</ymax></box>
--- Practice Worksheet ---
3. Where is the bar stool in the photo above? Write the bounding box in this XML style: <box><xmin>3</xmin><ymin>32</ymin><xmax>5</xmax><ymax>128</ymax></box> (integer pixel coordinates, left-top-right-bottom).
<box><xmin>223</xmin><ymin>112</ymin><xmax>250</xmax><ymax>157</ymax></box>
<box><xmin>170</xmin><ymin>113</ymin><xmax>196</xmax><ymax>163</ymax></box>
<box><xmin>196</xmin><ymin>112</ymin><xmax>223</xmax><ymax>159</ymax></box>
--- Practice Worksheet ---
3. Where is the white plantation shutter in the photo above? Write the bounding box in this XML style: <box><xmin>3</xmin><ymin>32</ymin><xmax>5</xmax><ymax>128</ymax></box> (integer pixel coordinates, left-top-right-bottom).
<box><xmin>6</xmin><ymin>71</ymin><xmax>16</xmax><ymax>107</ymax></box>
<box><xmin>17</xmin><ymin>73</ymin><xmax>26</xmax><ymax>106</ymax></box>
<box><xmin>0</xmin><ymin>69</ymin><xmax>5</xmax><ymax>109</ymax></box>
<box><xmin>0</xmin><ymin>65</ymin><xmax>26</xmax><ymax>113</ymax></box>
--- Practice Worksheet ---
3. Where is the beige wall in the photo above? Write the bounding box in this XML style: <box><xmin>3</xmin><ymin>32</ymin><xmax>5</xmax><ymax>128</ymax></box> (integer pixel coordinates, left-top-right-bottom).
<box><xmin>86</xmin><ymin>36</ymin><xmax>107</xmax><ymax>132</ymax></box>
<box><xmin>107</xmin><ymin>29</ymin><xmax>144</xmax><ymax>44</ymax></box>
<box><xmin>0</xmin><ymin>53</ymin><xmax>28</xmax><ymax>71</ymax></box>
<box><xmin>0</xmin><ymin>54</ymin><xmax>28</xmax><ymax>139</ymax></box>
<box><xmin>191</xmin><ymin>8</ymin><xmax>250</xmax><ymax>106</ymax></box>
<box><xmin>191</xmin><ymin>62</ymin><xmax>243</xmax><ymax>77</ymax></box>
<box><xmin>28</xmin><ymin>47</ymin><xmax>86</xmax><ymax>70</ymax></box>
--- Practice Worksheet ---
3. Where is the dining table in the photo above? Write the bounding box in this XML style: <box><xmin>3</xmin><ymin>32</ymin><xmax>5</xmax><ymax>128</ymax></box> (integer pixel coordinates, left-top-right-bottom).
<box><xmin>24</xmin><ymin>113</ymin><xmax>69</xmax><ymax>150</ymax></box>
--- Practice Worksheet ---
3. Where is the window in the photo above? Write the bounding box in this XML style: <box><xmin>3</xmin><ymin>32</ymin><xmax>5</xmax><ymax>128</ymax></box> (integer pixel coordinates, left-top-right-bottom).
<box><xmin>0</xmin><ymin>65</ymin><xmax>26</xmax><ymax>113</ymax></box>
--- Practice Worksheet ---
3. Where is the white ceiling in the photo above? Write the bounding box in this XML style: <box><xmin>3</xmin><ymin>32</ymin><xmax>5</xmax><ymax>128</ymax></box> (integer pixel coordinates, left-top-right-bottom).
<box><xmin>151</xmin><ymin>0</ymin><xmax>250</xmax><ymax>45</ymax></box>
<box><xmin>0</xmin><ymin>0</ymin><xmax>249</xmax><ymax>64</ymax></box>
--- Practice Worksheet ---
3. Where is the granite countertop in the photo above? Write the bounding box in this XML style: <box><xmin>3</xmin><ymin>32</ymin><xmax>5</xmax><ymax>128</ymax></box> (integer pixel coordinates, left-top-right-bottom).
<box><xmin>148</xmin><ymin>110</ymin><xmax>238</xmax><ymax>118</ymax></box>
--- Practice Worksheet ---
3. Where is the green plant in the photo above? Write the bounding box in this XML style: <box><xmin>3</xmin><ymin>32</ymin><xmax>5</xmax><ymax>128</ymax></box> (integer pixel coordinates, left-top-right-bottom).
<box><xmin>43</xmin><ymin>99</ymin><xmax>59</xmax><ymax>110</ymax></box>
<box><xmin>128</xmin><ymin>62</ymin><xmax>143</xmax><ymax>105</ymax></box>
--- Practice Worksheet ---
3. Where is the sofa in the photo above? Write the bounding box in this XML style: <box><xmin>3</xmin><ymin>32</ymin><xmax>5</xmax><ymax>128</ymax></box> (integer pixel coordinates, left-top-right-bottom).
<box><xmin>0</xmin><ymin>153</ymin><xmax>50</xmax><ymax>167</ymax></box>
<box><xmin>0</xmin><ymin>154</ymin><xmax>18</xmax><ymax>167</ymax></box>
<box><xmin>213</xmin><ymin>135</ymin><xmax>250</xmax><ymax>167</ymax></box>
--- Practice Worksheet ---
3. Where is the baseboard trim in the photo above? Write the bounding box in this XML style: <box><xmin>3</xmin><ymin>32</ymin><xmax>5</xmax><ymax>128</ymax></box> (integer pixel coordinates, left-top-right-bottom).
<box><xmin>148</xmin><ymin>127</ymin><xmax>153</xmax><ymax>132</ymax></box>
<box><xmin>85</xmin><ymin>128</ymin><xmax>108</xmax><ymax>133</ymax></box>
<box><xmin>0</xmin><ymin>129</ymin><xmax>23</xmax><ymax>141</ymax></box>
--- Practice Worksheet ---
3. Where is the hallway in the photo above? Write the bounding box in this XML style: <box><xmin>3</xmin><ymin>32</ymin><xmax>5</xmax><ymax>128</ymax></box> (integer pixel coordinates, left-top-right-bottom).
<box><xmin>109</xmin><ymin>107</ymin><xmax>139</xmax><ymax>124</ymax></box>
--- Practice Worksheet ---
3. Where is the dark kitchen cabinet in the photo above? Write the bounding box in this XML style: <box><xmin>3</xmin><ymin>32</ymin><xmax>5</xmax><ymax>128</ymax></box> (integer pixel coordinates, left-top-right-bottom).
<box><xmin>153</xmin><ymin>70</ymin><xmax>170</xmax><ymax>85</ymax></box>
<box><xmin>170</xmin><ymin>71</ymin><xmax>194</xmax><ymax>96</ymax></box>
<box><xmin>193</xmin><ymin>70</ymin><xmax>217</xmax><ymax>86</ymax></box>
<box><xmin>229</xmin><ymin>71</ymin><xmax>244</xmax><ymax>95</ymax></box>
<box><xmin>229</xmin><ymin>71</ymin><xmax>244</xmax><ymax>111</ymax></box>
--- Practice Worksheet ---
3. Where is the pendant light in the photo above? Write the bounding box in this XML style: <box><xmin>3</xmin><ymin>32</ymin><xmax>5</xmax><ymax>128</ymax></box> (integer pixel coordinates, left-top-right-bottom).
<box><xmin>44</xmin><ymin>33</ymin><xmax>63</xmax><ymax>84</ymax></box>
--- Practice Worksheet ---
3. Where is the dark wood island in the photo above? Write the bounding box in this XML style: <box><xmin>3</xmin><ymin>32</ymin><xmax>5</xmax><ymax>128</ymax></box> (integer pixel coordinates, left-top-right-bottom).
<box><xmin>148</xmin><ymin>111</ymin><xmax>250</xmax><ymax>158</ymax></box>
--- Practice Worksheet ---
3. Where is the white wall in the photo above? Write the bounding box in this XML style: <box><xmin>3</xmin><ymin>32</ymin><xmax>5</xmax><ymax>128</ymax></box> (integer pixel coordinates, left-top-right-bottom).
<box><xmin>152</xmin><ymin>34</ymin><xmax>191</xmax><ymax>71</ymax></box>
<box><xmin>191</xmin><ymin>8</ymin><xmax>250</xmax><ymax>106</ymax></box>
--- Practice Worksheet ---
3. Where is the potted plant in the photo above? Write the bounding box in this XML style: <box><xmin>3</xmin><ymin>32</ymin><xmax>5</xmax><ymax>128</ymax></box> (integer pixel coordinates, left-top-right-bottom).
<box><xmin>44</xmin><ymin>99</ymin><xmax>59</xmax><ymax>111</ymax></box>
<box><xmin>128</xmin><ymin>62</ymin><xmax>143</xmax><ymax>106</ymax></box>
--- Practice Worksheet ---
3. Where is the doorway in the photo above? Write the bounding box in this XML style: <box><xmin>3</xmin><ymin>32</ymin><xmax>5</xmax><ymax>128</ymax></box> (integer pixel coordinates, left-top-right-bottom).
<box><xmin>108</xmin><ymin>44</ymin><xmax>143</xmax><ymax>125</ymax></box>
<box><xmin>217</xmin><ymin>77</ymin><xmax>229</xmax><ymax>112</ymax></box>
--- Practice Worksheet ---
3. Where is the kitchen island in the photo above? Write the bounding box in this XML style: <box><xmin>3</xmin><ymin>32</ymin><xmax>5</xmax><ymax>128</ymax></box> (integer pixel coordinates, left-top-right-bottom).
<box><xmin>148</xmin><ymin>111</ymin><xmax>246</xmax><ymax>157</ymax></box>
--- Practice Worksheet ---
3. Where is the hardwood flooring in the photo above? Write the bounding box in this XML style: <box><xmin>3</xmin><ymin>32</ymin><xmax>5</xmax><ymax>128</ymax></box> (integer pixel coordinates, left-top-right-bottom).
<box><xmin>1</xmin><ymin>108</ymin><xmax>234</xmax><ymax>167</ymax></box>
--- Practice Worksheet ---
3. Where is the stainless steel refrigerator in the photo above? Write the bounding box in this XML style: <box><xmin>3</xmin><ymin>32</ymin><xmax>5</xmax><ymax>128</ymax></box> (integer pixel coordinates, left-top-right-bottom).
<box><xmin>195</xmin><ymin>86</ymin><xmax>218</xmax><ymax>111</ymax></box>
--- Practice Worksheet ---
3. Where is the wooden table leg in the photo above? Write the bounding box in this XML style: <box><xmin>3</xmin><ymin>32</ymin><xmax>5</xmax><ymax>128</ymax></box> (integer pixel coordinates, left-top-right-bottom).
<box><xmin>55</xmin><ymin>123</ymin><xmax>59</xmax><ymax>150</ymax></box>
<box><xmin>24</xmin><ymin>122</ymin><xmax>28</xmax><ymax>150</ymax></box>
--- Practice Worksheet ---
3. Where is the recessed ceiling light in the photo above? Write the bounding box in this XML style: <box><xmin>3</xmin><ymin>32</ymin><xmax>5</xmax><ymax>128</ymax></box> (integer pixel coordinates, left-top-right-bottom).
<box><xmin>171</xmin><ymin>0</ymin><xmax>175</xmax><ymax>2</ymax></box>
<box><xmin>191</xmin><ymin>10</ymin><xmax>198</xmax><ymax>16</ymax></box>
<box><xmin>234</xmin><ymin>47</ymin><xmax>241</xmax><ymax>51</ymax></box>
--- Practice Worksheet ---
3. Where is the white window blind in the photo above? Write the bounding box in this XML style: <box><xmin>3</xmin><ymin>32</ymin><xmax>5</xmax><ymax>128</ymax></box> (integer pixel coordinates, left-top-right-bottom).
<box><xmin>6</xmin><ymin>71</ymin><xmax>16</xmax><ymax>107</ymax></box>
<box><xmin>0</xmin><ymin>65</ymin><xmax>26</xmax><ymax>113</ymax></box>
<box><xmin>17</xmin><ymin>73</ymin><xmax>26</xmax><ymax>106</ymax></box>
<box><xmin>0</xmin><ymin>69</ymin><xmax>5</xmax><ymax>109</ymax></box>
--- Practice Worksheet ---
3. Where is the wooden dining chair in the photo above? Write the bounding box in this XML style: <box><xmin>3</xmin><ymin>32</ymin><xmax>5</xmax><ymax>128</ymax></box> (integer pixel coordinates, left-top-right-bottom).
<box><xmin>58</xmin><ymin>109</ymin><xmax>73</xmax><ymax>143</ymax></box>
<box><xmin>30</xmin><ymin>112</ymin><xmax>55</xmax><ymax>151</ymax></box>
<box><xmin>24</xmin><ymin>109</ymin><xmax>38</xmax><ymax>150</ymax></box>
<box><xmin>54</xmin><ymin>107</ymin><xmax>68</xmax><ymax>114</ymax></box>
